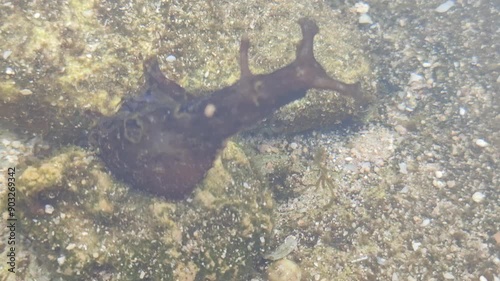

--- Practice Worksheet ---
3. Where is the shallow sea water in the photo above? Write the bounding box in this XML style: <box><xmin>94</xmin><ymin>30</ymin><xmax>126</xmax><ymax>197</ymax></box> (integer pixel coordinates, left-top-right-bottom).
<box><xmin>0</xmin><ymin>0</ymin><xmax>498</xmax><ymax>280</ymax></box>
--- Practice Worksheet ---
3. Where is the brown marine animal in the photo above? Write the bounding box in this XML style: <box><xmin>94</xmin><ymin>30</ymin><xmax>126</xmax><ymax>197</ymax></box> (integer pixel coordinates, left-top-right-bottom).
<box><xmin>91</xmin><ymin>18</ymin><xmax>367</xmax><ymax>199</ymax></box>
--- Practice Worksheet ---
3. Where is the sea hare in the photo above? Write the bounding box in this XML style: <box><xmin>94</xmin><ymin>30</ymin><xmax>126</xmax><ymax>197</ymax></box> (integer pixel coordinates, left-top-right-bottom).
<box><xmin>91</xmin><ymin>18</ymin><xmax>366</xmax><ymax>199</ymax></box>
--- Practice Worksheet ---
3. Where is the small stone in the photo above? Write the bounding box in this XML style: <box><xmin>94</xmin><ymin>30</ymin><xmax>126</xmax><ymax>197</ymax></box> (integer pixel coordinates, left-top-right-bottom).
<box><xmin>399</xmin><ymin>162</ymin><xmax>408</xmax><ymax>174</ymax></box>
<box><xmin>33</xmin><ymin>12</ymin><xmax>41</xmax><ymax>19</ymax></box>
<box><xmin>45</xmin><ymin>204</ymin><xmax>55</xmax><ymax>214</ymax></box>
<box><xmin>57</xmin><ymin>255</ymin><xmax>66</xmax><ymax>265</ymax></box>
<box><xmin>433</xmin><ymin>180</ymin><xmax>446</xmax><ymax>188</ymax></box>
<box><xmin>3</xmin><ymin>50</ymin><xmax>12</xmax><ymax>60</ymax></box>
<box><xmin>289</xmin><ymin>142</ymin><xmax>298</xmax><ymax>150</ymax></box>
<box><xmin>493</xmin><ymin>231</ymin><xmax>500</xmax><ymax>245</ymax></box>
<box><xmin>20</xmin><ymin>89</ymin><xmax>33</xmax><ymax>96</ymax></box>
<box><xmin>353</xmin><ymin>2</ymin><xmax>370</xmax><ymax>14</ymax></box>
<box><xmin>421</xmin><ymin>218</ymin><xmax>431</xmax><ymax>227</ymax></box>
<box><xmin>267</xmin><ymin>259</ymin><xmax>301</xmax><ymax>281</ymax></box>
<box><xmin>358</xmin><ymin>14</ymin><xmax>373</xmax><ymax>24</ymax></box>
<box><xmin>66</xmin><ymin>243</ymin><xmax>76</xmax><ymax>250</ymax></box>
<box><xmin>435</xmin><ymin>0</ymin><xmax>455</xmax><ymax>13</ymax></box>
<box><xmin>443</xmin><ymin>272</ymin><xmax>455</xmax><ymax>279</ymax></box>
<box><xmin>411</xmin><ymin>241</ymin><xmax>421</xmax><ymax>251</ymax></box>
<box><xmin>471</xmin><ymin>191</ymin><xmax>485</xmax><ymax>203</ymax></box>
<box><xmin>459</xmin><ymin>107</ymin><xmax>466</xmax><ymax>116</ymax></box>
<box><xmin>394</xmin><ymin>125</ymin><xmax>407</xmax><ymax>135</ymax></box>
<box><xmin>5</xmin><ymin>67</ymin><xmax>14</xmax><ymax>75</ymax></box>
<box><xmin>409</xmin><ymin>73</ymin><xmax>423</xmax><ymax>84</ymax></box>
<box><xmin>475</xmin><ymin>139</ymin><xmax>489</xmax><ymax>148</ymax></box>
<box><xmin>446</xmin><ymin>180</ymin><xmax>456</xmax><ymax>188</ymax></box>
<box><xmin>165</xmin><ymin>55</ymin><xmax>176</xmax><ymax>62</ymax></box>
<box><xmin>479</xmin><ymin>276</ymin><xmax>488</xmax><ymax>281</ymax></box>
<box><xmin>435</xmin><ymin>171</ymin><xmax>444</xmax><ymax>178</ymax></box>
<box><xmin>10</xmin><ymin>140</ymin><xmax>21</xmax><ymax>148</ymax></box>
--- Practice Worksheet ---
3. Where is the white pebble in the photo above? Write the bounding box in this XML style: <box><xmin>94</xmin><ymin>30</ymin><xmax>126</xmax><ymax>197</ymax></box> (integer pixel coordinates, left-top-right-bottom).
<box><xmin>471</xmin><ymin>192</ymin><xmax>485</xmax><ymax>203</ymax></box>
<box><xmin>435</xmin><ymin>171</ymin><xmax>444</xmax><ymax>178</ymax></box>
<box><xmin>422</xmin><ymin>62</ymin><xmax>432</xmax><ymax>68</ymax></box>
<box><xmin>399</xmin><ymin>162</ymin><xmax>408</xmax><ymax>174</ymax></box>
<box><xmin>421</xmin><ymin>218</ymin><xmax>431</xmax><ymax>227</ymax></box>
<box><xmin>411</xmin><ymin>241</ymin><xmax>421</xmax><ymax>251</ymax></box>
<box><xmin>66</xmin><ymin>243</ymin><xmax>76</xmax><ymax>250</ymax></box>
<box><xmin>45</xmin><ymin>204</ymin><xmax>55</xmax><ymax>214</ymax></box>
<box><xmin>5</xmin><ymin>67</ymin><xmax>15</xmax><ymax>75</ymax></box>
<box><xmin>408</xmin><ymin>73</ymin><xmax>424</xmax><ymax>84</ymax></box>
<box><xmin>479</xmin><ymin>276</ymin><xmax>487</xmax><ymax>281</ymax></box>
<box><xmin>475</xmin><ymin>139</ymin><xmax>488</xmax><ymax>148</ymax></box>
<box><xmin>33</xmin><ymin>12</ymin><xmax>41</xmax><ymax>19</ymax></box>
<box><xmin>358</xmin><ymin>14</ymin><xmax>373</xmax><ymax>24</ymax></box>
<box><xmin>443</xmin><ymin>272</ymin><xmax>455</xmax><ymax>279</ymax></box>
<box><xmin>165</xmin><ymin>55</ymin><xmax>176</xmax><ymax>62</ymax></box>
<box><xmin>435</xmin><ymin>0</ymin><xmax>455</xmax><ymax>13</ymax></box>
<box><xmin>57</xmin><ymin>255</ymin><xmax>66</xmax><ymax>265</ymax></box>
<box><xmin>353</xmin><ymin>2</ymin><xmax>370</xmax><ymax>14</ymax></box>
<box><xmin>459</xmin><ymin>107</ymin><xmax>466</xmax><ymax>116</ymax></box>
<box><xmin>3</xmin><ymin>50</ymin><xmax>12</xmax><ymax>60</ymax></box>
<box><xmin>20</xmin><ymin>89</ymin><xmax>33</xmax><ymax>96</ymax></box>
<box><xmin>433</xmin><ymin>180</ymin><xmax>446</xmax><ymax>188</ymax></box>
<box><xmin>289</xmin><ymin>142</ymin><xmax>298</xmax><ymax>150</ymax></box>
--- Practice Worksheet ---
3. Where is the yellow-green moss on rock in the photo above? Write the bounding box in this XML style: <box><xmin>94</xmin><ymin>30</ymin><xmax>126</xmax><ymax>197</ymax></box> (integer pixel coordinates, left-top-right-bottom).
<box><xmin>14</xmin><ymin>141</ymin><xmax>273</xmax><ymax>280</ymax></box>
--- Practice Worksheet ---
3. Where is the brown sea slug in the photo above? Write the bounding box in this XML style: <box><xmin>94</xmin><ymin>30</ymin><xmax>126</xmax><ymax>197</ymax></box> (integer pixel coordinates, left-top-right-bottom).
<box><xmin>91</xmin><ymin>18</ymin><xmax>367</xmax><ymax>199</ymax></box>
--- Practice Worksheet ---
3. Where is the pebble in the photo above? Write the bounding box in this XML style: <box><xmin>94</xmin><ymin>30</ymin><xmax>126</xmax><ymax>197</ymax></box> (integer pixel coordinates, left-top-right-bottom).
<box><xmin>394</xmin><ymin>125</ymin><xmax>407</xmax><ymax>135</ymax></box>
<box><xmin>420</xmin><ymin>218</ymin><xmax>430</xmax><ymax>227</ymax></box>
<box><xmin>398</xmin><ymin>162</ymin><xmax>408</xmax><ymax>174</ymax></box>
<box><xmin>3</xmin><ymin>50</ymin><xmax>12</xmax><ymax>60</ymax></box>
<box><xmin>443</xmin><ymin>272</ymin><xmax>455</xmax><ymax>279</ymax></box>
<box><xmin>20</xmin><ymin>89</ymin><xmax>33</xmax><ymax>96</ymax></box>
<box><xmin>459</xmin><ymin>107</ymin><xmax>466</xmax><ymax>116</ymax></box>
<box><xmin>267</xmin><ymin>259</ymin><xmax>301</xmax><ymax>281</ymax></box>
<box><xmin>10</xmin><ymin>140</ymin><xmax>21</xmax><ymax>148</ymax></box>
<box><xmin>165</xmin><ymin>55</ymin><xmax>176</xmax><ymax>62</ymax></box>
<box><xmin>408</xmin><ymin>73</ymin><xmax>424</xmax><ymax>84</ymax></box>
<box><xmin>435</xmin><ymin>0</ymin><xmax>455</xmax><ymax>13</ymax></box>
<box><xmin>5</xmin><ymin>67</ymin><xmax>15</xmax><ymax>75</ymax></box>
<box><xmin>57</xmin><ymin>255</ymin><xmax>66</xmax><ymax>265</ymax></box>
<box><xmin>353</xmin><ymin>2</ymin><xmax>370</xmax><ymax>14</ymax></box>
<box><xmin>475</xmin><ymin>139</ymin><xmax>489</xmax><ymax>148</ymax></box>
<box><xmin>66</xmin><ymin>243</ymin><xmax>76</xmax><ymax>250</ymax></box>
<box><xmin>358</xmin><ymin>14</ymin><xmax>373</xmax><ymax>24</ymax></box>
<box><xmin>471</xmin><ymin>191</ymin><xmax>485</xmax><ymax>203</ymax></box>
<box><xmin>289</xmin><ymin>142</ymin><xmax>298</xmax><ymax>150</ymax></box>
<box><xmin>433</xmin><ymin>180</ymin><xmax>446</xmax><ymax>188</ymax></box>
<box><xmin>411</xmin><ymin>241</ymin><xmax>421</xmax><ymax>251</ymax></box>
<box><xmin>45</xmin><ymin>204</ymin><xmax>55</xmax><ymax>214</ymax></box>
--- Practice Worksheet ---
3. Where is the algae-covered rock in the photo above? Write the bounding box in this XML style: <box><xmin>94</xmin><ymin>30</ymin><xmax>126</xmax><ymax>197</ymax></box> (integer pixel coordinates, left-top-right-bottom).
<box><xmin>0</xmin><ymin>0</ymin><xmax>372</xmax><ymax>279</ymax></box>
<box><xmin>0</xmin><ymin>0</ymin><xmax>372</xmax><ymax>144</ymax></box>
<box><xmin>13</xmin><ymin>141</ymin><xmax>272</xmax><ymax>280</ymax></box>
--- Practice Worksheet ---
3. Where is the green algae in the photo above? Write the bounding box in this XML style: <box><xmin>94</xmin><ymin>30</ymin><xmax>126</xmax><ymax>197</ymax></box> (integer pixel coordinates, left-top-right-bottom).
<box><xmin>1</xmin><ymin>0</ymin><xmax>374</xmax><ymax>279</ymax></box>
<box><xmin>13</xmin><ymin>142</ymin><xmax>272</xmax><ymax>280</ymax></box>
